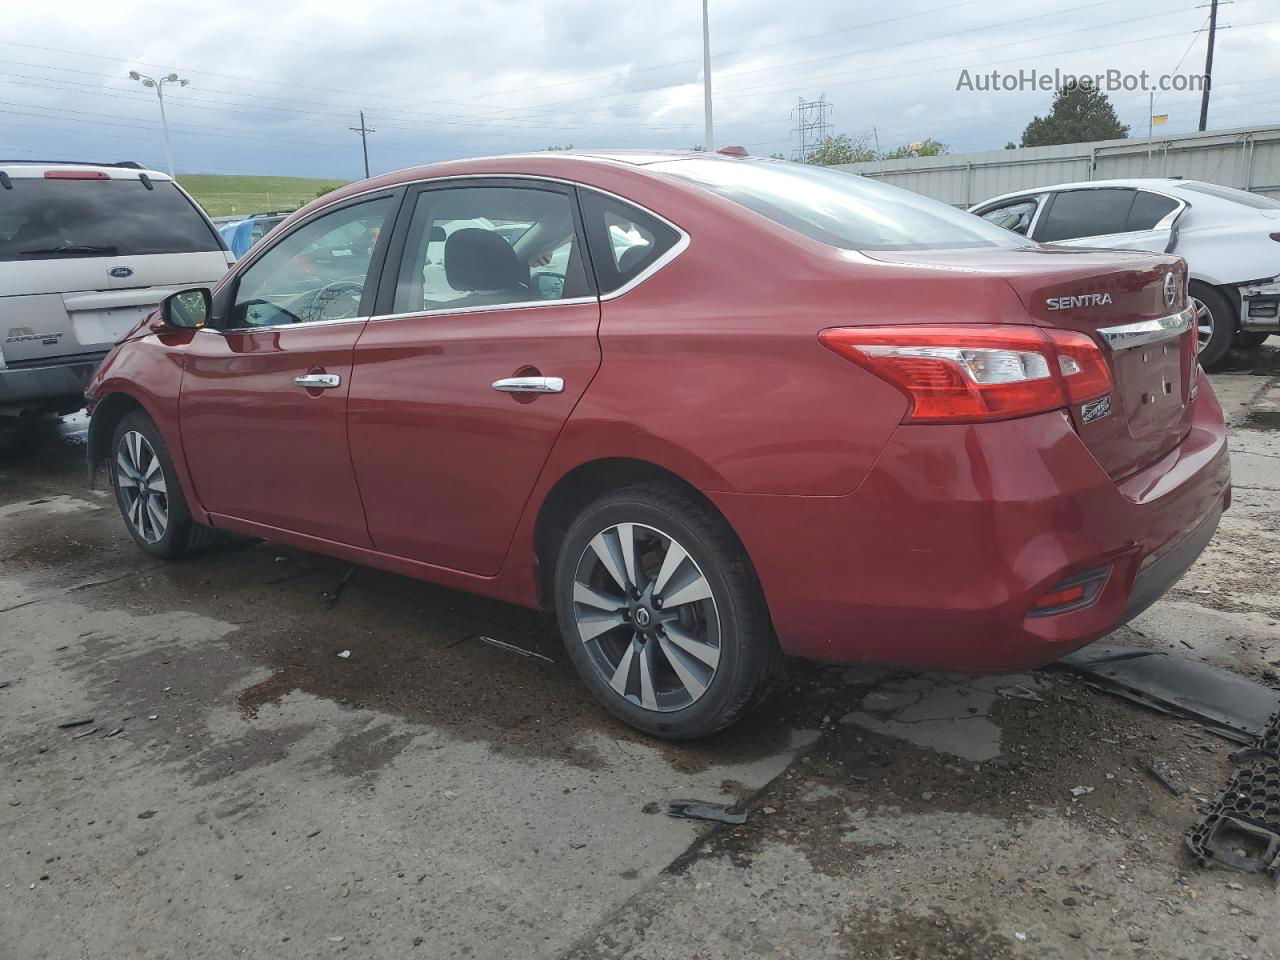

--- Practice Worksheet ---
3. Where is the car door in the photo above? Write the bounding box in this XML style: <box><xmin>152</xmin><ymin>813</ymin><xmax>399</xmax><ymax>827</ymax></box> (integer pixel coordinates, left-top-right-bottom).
<box><xmin>1032</xmin><ymin>187</ymin><xmax>1185</xmax><ymax>253</ymax></box>
<box><xmin>179</xmin><ymin>191</ymin><xmax>400</xmax><ymax>546</ymax></box>
<box><xmin>347</xmin><ymin>179</ymin><xmax>601</xmax><ymax>575</ymax></box>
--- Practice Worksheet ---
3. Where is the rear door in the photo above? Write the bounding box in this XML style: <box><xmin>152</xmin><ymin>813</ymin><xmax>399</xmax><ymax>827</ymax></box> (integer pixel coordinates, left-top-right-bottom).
<box><xmin>179</xmin><ymin>191</ymin><xmax>399</xmax><ymax>545</ymax></box>
<box><xmin>1033</xmin><ymin>187</ymin><xmax>1185</xmax><ymax>254</ymax></box>
<box><xmin>347</xmin><ymin>179</ymin><xmax>601</xmax><ymax>575</ymax></box>
<box><xmin>0</xmin><ymin>172</ymin><xmax>230</xmax><ymax>364</ymax></box>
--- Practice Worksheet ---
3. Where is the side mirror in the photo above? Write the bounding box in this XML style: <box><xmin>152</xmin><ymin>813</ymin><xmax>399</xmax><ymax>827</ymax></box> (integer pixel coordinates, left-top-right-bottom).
<box><xmin>429</xmin><ymin>225</ymin><xmax>447</xmax><ymax>242</ymax></box>
<box><xmin>162</xmin><ymin>288</ymin><xmax>211</xmax><ymax>329</ymax></box>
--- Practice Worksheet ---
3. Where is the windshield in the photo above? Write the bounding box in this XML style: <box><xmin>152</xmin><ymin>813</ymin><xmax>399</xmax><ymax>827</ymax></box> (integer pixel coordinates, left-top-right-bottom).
<box><xmin>0</xmin><ymin>177</ymin><xmax>223</xmax><ymax>262</ymax></box>
<box><xmin>1177</xmin><ymin>181</ymin><xmax>1280</xmax><ymax>210</ymax></box>
<box><xmin>652</xmin><ymin>157</ymin><xmax>1033</xmax><ymax>252</ymax></box>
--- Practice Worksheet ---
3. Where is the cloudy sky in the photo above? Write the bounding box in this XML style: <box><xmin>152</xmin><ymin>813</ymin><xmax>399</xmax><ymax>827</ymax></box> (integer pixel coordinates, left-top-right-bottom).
<box><xmin>5</xmin><ymin>0</ymin><xmax>1280</xmax><ymax>180</ymax></box>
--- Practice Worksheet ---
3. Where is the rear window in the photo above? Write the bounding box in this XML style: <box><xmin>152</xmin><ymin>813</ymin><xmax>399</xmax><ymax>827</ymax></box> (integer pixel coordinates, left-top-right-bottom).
<box><xmin>651</xmin><ymin>157</ymin><xmax>1032</xmax><ymax>251</ymax></box>
<box><xmin>1177</xmin><ymin>181</ymin><xmax>1280</xmax><ymax>210</ymax></box>
<box><xmin>0</xmin><ymin>177</ymin><xmax>222</xmax><ymax>262</ymax></box>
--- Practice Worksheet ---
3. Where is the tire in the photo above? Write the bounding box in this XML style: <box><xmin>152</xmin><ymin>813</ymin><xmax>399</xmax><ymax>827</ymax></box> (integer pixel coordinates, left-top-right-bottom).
<box><xmin>109</xmin><ymin>410</ymin><xmax>217</xmax><ymax>558</ymax></box>
<box><xmin>1190</xmin><ymin>283</ymin><xmax>1235</xmax><ymax>369</ymax></box>
<box><xmin>554</xmin><ymin>482</ymin><xmax>780</xmax><ymax>739</ymax></box>
<box><xmin>1236</xmin><ymin>331</ymin><xmax>1271</xmax><ymax>349</ymax></box>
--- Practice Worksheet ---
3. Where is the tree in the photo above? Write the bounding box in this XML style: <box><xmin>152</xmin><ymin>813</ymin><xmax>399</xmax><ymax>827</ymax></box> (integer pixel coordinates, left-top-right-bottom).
<box><xmin>768</xmin><ymin>152</ymin><xmax>786</xmax><ymax>160</ymax></box>
<box><xmin>1020</xmin><ymin>82</ymin><xmax>1129</xmax><ymax>147</ymax></box>
<box><xmin>805</xmin><ymin>133</ymin><xmax>875</xmax><ymax>166</ymax></box>
<box><xmin>879</xmin><ymin>138</ymin><xmax>947</xmax><ymax>160</ymax></box>
<box><xmin>1004</xmin><ymin>141</ymin><xmax>1018</xmax><ymax>150</ymax></box>
<box><xmin>545</xmin><ymin>144</ymin><xmax>574</xmax><ymax>151</ymax></box>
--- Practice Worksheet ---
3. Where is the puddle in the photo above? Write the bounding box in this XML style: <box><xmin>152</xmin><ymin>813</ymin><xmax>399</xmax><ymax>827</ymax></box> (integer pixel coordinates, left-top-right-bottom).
<box><xmin>1239</xmin><ymin>410</ymin><xmax>1280</xmax><ymax>431</ymax></box>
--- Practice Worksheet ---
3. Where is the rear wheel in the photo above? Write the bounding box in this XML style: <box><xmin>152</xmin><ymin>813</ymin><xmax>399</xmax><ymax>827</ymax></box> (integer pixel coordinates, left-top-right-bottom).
<box><xmin>110</xmin><ymin>410</ymin><xmax>216</xmax><ymax>558</ymax></box>
<box><xmin>554</xmin><ymin>483</ymin><xmax>779</xmax><ymax>739</ymax></box>
<box><xmin>1190</xmin><ymin>283</ymin><xmax>1235</xmax><ymax>369</ymax></box>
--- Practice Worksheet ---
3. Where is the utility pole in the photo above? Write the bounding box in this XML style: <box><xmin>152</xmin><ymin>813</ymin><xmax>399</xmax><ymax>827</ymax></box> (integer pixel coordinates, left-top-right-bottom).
<box><xmin>1198</xmin><ymin>0</ymin><xmax>1219</xmax><ymax>131</ymax></box>
<box><xmin>701</xmin><ymin>0</ymin><xmax>714</xmax><ymax>153</ymax></box>
<box><xmin>128</xmin><ymin>71</ymin><xmax>188</xmax><ymax>178</ymax></box>
<box><xmin>350</xmin><ymin>111</ymin><xmax>375</xmax><ymax>179</ymax></box>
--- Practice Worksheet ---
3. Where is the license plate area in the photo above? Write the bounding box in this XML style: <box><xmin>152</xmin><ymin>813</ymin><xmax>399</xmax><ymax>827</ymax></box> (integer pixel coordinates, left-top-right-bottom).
<box><xmin>1112</xmin><ymin>339</ymin><xmax>1185</xmax><ymax>438</ymax></box>
<box><xmin>70</xmin><ymin>305</ymin><xmax>154</xmax><ymax>349</ymax></box>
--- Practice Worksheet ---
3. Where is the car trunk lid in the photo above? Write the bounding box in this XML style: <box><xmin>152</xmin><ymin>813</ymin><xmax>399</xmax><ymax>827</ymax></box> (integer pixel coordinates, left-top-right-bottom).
<box><xmin>863</xmin><ymin>246</ymin><xmax>1196</xmax><ymax>480</ymax></box>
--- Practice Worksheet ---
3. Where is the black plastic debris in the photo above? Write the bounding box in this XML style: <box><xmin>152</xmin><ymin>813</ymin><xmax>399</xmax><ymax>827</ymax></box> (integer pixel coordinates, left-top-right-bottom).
<box><xmin>1187</xmin><ymin>711</ymin><xmax>1280</xmax><ymax>878</ymax></box>
<box><xmin>1054</xmin><ymin>645</ymin><xmax>1280</xmax><ymax>743</ymax></box>
<box><xmin>666</xmin><ymin>800</ymin><xmax>748</xmax><ymax>825</ymax></box>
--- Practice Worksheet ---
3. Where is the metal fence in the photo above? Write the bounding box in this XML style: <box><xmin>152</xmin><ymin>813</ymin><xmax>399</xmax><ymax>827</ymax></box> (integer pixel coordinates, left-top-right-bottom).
<box><xmin>833</xmin><ymin>124</ymin><xmax>1280</xmax><ymax>208</ymax></box>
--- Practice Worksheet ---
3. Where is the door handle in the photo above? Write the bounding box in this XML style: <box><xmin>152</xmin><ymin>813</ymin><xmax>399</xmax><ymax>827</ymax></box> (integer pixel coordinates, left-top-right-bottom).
<box><xmin>491</xmin><ymin>376</ymin><xmax>564</xmax><ymax>394</ymax></box>
<box><xmin>295</xmin><ymin>373</ymin><xmax>341</xmax><ymax>389</ymax></box>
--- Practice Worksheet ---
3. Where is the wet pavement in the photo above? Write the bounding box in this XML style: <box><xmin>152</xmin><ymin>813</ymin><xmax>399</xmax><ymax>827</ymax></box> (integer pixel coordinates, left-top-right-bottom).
<box><xmin>2</xmin><ymin>346</ymin><xmax>1279</xmax><ymax>959</ymax></box>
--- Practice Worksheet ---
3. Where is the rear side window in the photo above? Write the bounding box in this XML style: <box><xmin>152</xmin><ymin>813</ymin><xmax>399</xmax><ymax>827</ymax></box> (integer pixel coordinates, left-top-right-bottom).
<box><xmin>1037</xmin><ymin>189</ymin><xmax>1135</xmax><ymax>241</ymax></box>
<box><xmin>579</xmin><ymin>190</ymin><xmax>680</xmax><ymax>294</ymax></box>
<box><xmin>0</xmin><ymin>178</ymin><xmax>222</xmax><ymax>261</ymax></box>
<box><xmin>1127</xmin><ymin>191</ymin><xmax>1179</xmax><ymax>230</ymax></box>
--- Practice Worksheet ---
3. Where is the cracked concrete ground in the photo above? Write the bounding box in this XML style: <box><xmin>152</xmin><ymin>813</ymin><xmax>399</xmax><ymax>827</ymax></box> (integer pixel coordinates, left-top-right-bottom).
<box><xmin>2</xmin><ymin>346</ymin><xmax>1279</xmax><ymax>959</ymax></box>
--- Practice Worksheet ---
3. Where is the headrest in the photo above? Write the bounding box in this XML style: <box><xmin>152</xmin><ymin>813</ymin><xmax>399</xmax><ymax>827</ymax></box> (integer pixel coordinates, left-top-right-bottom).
<box><xmin>444</xmin><ymin>228</ymin><xmax>522</xmax><ymax>292</ymax></box>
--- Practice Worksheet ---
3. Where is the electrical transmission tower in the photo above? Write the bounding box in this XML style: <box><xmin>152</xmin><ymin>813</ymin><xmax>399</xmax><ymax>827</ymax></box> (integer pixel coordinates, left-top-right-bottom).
<box><xmin>791</xmin><ymin>95</ymin><xmax>832</xmax><ymax>163</ymax></box>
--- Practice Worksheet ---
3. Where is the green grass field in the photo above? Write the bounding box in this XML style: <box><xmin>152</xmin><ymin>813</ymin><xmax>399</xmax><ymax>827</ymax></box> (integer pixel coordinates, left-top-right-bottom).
<box><xmin>177</xmin><ymin>174</ymin><xmax>348</xmax><ymax>218</ymax></box>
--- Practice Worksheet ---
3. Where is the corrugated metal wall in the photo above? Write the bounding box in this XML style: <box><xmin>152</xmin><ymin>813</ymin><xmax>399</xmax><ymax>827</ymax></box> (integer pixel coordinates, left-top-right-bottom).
<box><xmin>833</xmin><ymin>125</ymin><xmax>1280</xmax><ymax>207</ymax></box>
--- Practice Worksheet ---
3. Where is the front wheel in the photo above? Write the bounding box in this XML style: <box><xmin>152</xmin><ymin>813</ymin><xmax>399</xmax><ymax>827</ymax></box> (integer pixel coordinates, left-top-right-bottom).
<box><xmin>554</xmin><ymin>483</ymin><xmax>779</xmax><ymax>739</ymax></box>
<box><xmin>110</xmin><ymin>410</ymin><xmax>216</xmax><ymax>558</ymax></box>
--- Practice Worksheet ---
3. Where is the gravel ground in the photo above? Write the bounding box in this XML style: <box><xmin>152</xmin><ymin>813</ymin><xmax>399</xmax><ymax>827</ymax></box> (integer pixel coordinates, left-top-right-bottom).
<box><xmin>2</xmin><ymin>345</ymin><xmax>1278</xmax><ymax>960</ymax></box>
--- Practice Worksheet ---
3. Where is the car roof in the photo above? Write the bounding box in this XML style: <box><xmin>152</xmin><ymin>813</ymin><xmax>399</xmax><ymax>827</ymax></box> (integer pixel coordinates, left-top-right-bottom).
<box><xmin>0</xmin><ymin>160</ymin><xmax>171</xmax><ymax>180</ymax></box>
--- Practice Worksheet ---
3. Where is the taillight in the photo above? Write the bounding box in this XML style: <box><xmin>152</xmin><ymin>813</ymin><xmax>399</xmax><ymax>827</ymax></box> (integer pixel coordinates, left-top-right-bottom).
<box><xmin>818</xmin><ymin>324</ymin><xmax>1112</xmax><ymax>423</ymax></box>
<box><xmin>43</xmin><ymin>170</ymin><xmax>109</xmax><ymax>180</ymax></box>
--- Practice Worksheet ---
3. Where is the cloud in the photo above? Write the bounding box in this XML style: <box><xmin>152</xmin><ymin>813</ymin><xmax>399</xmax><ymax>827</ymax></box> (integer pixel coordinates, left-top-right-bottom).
<box><xmin>3</xmin><ymin>0</ymin><xmax>1273</xmax><ymax>178</ymax></box>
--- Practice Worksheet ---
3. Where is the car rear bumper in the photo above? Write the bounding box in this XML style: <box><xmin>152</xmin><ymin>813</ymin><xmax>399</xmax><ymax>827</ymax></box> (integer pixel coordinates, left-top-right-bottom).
<box><xmin>0</xmin><ymin>353</ymin><xmax>105</xmax><ymax>415</ymax></box>
<box><xmin>708</xmin><ymin>368</ymin><xmax>1231</xmax><ymax>672</ymax></box>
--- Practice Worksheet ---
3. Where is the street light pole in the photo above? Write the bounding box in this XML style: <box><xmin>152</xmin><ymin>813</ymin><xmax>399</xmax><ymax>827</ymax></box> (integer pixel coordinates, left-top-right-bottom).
<box><xmin>701</xmin><ymin>0</ymin><xmax>714</xmax><ymax>153</ymax></box>
<box><xmin>129</xmin><ymin>70</ymin><xmax>189</xmax><ymax>178</ymax></box>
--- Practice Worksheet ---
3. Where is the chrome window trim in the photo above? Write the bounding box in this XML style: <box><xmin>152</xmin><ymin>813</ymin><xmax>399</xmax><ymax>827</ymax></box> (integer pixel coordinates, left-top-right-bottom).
<box><xmin>1096</xmin><ymin>306</ymin><xmax>1194</xmax><ymax>350</ymax></box>
<box><xmin>232</xmin><ymin>174</ymin><xmax>691</xmax><ymax>319</ymax></box>
<box><xmin>201</xmin><ymin>314</ymin><xmax>373</xmax><ymax>335</ymax></box>
<box><xmin>370</xmin><ymin>296</ymin><xmax>599</xmax><ymax>324</ymax></box>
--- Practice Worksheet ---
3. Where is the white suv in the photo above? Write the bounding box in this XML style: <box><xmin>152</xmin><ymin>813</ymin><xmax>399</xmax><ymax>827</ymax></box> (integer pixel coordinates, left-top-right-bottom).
<box><xmin>971</xmin><ymin>178</ymin><xmax>1280</xmax><ymax>366</ymax></box>
<box><xmin>0</xmin><ymin>161</ymin><xmax>234</xmax><ymax>419</ymax></box>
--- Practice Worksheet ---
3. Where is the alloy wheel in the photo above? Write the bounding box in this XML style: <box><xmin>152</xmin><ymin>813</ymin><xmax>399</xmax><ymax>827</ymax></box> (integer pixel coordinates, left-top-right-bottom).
<box><xmin>1192</xmin><ymin>297</ymin><xmax>1213</xmax><ymax>354</ymax></box>
<box><xmin>571</xmin><ymin>522</ymin><xmax>721</xmax><ymax>713</ymax></box>
<box><xmin>116</xmin><ymin>430</ymin><xmax>169</xmax><ymax>544</ymax></box>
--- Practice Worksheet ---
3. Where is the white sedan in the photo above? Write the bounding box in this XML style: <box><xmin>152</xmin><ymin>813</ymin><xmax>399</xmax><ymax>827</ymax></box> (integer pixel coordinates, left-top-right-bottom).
<box><xmin>971</xmin><ymin>179</ymin><xmax>1280</xmax><ymax>366</ymax></box>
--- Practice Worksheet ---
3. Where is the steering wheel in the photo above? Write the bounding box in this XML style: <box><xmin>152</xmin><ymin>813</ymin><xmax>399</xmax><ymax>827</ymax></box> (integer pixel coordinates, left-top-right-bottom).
<box><xmin>301</xmin><ymin>279</ymin><xmax>366</xmax><ymax>323</ymax></box>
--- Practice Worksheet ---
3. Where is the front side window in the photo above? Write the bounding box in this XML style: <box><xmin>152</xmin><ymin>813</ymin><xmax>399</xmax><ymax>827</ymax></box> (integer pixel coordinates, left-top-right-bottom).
<box><xmin>0</xmin><ymin>178</ymin><xmax>221</xmax><ymax>262</ymax></box>
<box><xmin>392</xmin><ymin>185</ymin><xmax>590</xmax><ymax>313</ymax></box>
<box><xmin>1037</xmin><ymin>189</ymin><xmax>1135</xmax><ymax>242</ymax></box>
<box><xmin>229</xmin><ymin>196</ymin><xmax>393</xmax><ymax>328</ymax></box>
<box><xmin>980</xmin><ymin>199</ymin><xmax>1038</xmax><ymax>235</ymax></box>
<box><xmin>652</xmin><ymin>157</ymin><xmax>1032</xmax><ymax>251</ymax></box>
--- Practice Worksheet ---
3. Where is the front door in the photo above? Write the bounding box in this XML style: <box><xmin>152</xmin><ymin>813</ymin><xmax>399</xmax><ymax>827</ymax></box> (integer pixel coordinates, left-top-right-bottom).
<box><xmin>180</xmin><ymin>192</ymin><xmax>399</xmax><ymax>546</ymax></box>
<box><xmin>348</xmin><ymin>180</ymin><xmax>601</xmax><ymax>575</ymax></box>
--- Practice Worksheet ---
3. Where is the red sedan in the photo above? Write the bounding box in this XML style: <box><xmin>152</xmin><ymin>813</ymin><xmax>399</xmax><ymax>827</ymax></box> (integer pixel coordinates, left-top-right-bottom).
<box><xmin>85</xmin><ymin>151</ymin><xmax>1231</xmax><ymax>738</ymax></box>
